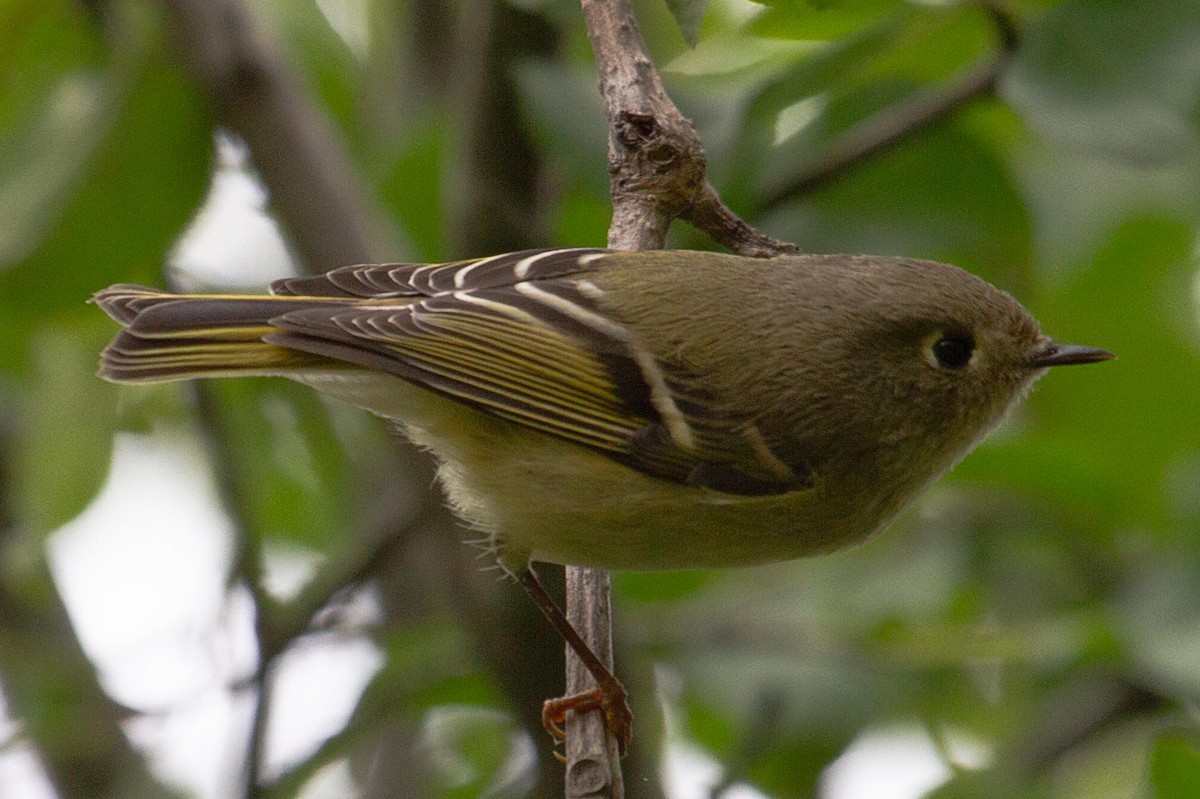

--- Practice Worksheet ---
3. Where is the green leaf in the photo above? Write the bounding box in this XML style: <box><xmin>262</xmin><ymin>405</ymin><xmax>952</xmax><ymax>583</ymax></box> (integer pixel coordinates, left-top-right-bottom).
<box><xmin>747</xmin><ymin>736</ymin><xmax>850</xmax><ymax>799</ymax></box>
<box><xmin>0</xmin><ymin>73</ymin><xmax>110</xmax><ymax>268</ymax></box>
<box><xmin>856</xmin><ymin>3</ymin><xmax>997</xmax><ymax>84</ymax></box>
<box><xmin>356</xmin><ymin>623</ymin><xmax>491</xmax><ymax>718</ymax></box>
<box><xmin>0</xmin><ymin>0</ymin><xmax>104</xmax><ymax>130</ymax></box>
<box><xmin>0</xmin><ymin>2</ymin><xmax>110</xmax><ymax>271</ymax></box>
<box><xmin>1150</xmin><ymin>734</ymin><xmax>1200</xmax><ymax>799</ymax></box>
<box><xmin>514</xmin><ymin>61</ymin><xmax>608</xmax><ymax>194</ymax></box>
<box><xmin>766</xmin><ymin>117</ymin><xmax>1033</xmax><ymax>277</ymax></box>
<box><xmin>204</xmin><ymin>379</ymin><xmax>355</xmax><ymax>552</ymax></box>
<box><xmin>748</xmin><ymin>0</ymin><xmax>908</xmax><ymax>41</ymax></box>
<box><xmin>419</xmin><ymin>707</ymin><xmax>526</xmax><ymax>799</ymax></box>
<box><xmin>745</xmin><ymin>14</ymin><xmax>905</xmax><ymax>113</ymax></box>
<box><xmin>732</xmin><ymin>3</ymin><xmax>1009</xmax><ymax>216</ymax></box>
<box><xmin>616</xmin><ymin>569</ymin><xmax>716</xmax><ymax>604</ymax></box>
<box><xmin>0</xmin><ymin>4</ymin><xmax>212</xmax><ymax>372</ymax></box>
<box><xmin>664</xmin><ymin>0</ymin><xmax>713</xmax><ymax>48</ymax></box>
<box><xmin>725</xmin><ymin>16</ymin><xmax>904</xmax><ymax>208</ymax></box>
<box><xmin>677</xmin><ymin>653</ymin><xmax>865</xmax><ymax>797</ymax></box>
<box><xmin>926</xmin><ymin>769</ymin><xmax>1051</xmax><ymax>799</ymax></box>
<box><xmin>11</xmin><ymin>322</ymin><xmax>118</xmax><ymax>537</ymax></box>
<box><xmin>1005</xmin><ymin>0</ymin><xmax>1200</xmax><ymax>164</ymax></box>
<box><xmin>255</xmin><ymin>0</ymin><xmax>361</xmax><ymax>145</ymax></box>
<box><xmin>1046</xmin><ymin>718</ymin><xmax>1161</xmax><ymax>799</ymax></box>
<box><xmin>549</xmin><ymin>184</ymin><xmax>613</xmax><ymax>248</ymax></box>
<box><xmin>970</xmin><ymin>218</ymin><xmax>1200</xmax><ymax>526</ymax></box>
<box><xmin>379</xmin><ymin>117</ymin><xmax>449</xmax><ymax>261</ymax></box>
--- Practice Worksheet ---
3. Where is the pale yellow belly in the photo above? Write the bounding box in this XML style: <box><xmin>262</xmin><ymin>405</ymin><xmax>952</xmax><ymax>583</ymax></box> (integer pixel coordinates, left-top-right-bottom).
<box><xmin>294</xmin><ymin>371</ymin><xmax>886</xmax><ymax>571</ymax></box>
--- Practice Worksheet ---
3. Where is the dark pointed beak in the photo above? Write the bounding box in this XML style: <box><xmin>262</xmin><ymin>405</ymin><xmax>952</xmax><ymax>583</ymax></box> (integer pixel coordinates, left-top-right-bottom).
<box><xmin>1029</xmin><ymin>340</ymin><xmax>1115</xmax><ymax>368</ymax></box>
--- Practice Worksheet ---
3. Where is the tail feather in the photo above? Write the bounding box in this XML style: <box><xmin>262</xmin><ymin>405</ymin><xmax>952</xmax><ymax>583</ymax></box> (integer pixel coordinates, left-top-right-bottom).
<box><xmin>93</xmin><ymin>285</ymin><xmax>175</xmax><ymax>324</ymax></box>
<box><xmin>93</xmin><ymin>287</ymin><xmax>353</xmax><ymax>383</ymax></box>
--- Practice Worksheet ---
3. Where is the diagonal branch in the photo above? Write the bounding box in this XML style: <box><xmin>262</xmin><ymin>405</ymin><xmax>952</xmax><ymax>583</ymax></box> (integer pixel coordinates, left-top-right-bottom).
<box><xmin>157</xmin><ymin>2</ymin><xmax>414</xmax><ymax>794</ymax></box>
<box><xmin>759</xmin><ymin>0</ymin><xmax>1019</xmax><ymax>211</ymax></box>
<box><xmin>686</xmin><ymin>182</ymin><xmax>799</xmax><ymax>256</ymax></box>
<box><xmin>759</xmin><ymin>55</ymin><xmax>1005</xmax><ymax>210</ymax></box>
<box><xmin>158</xmin><ymin>0</ymin><xmax>390</xmax><ymax>270</ymax></box>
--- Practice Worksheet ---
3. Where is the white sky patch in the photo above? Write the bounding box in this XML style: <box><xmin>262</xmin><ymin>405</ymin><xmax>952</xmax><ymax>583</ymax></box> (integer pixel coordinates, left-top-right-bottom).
<box><xmin>43</xmin><ymin>434</ymin><xmax>250</xmax><ymax>797</ymax></box>
<box><xmin>0</xmin><ymin>688</ymin><xmax>55</xmax><ymax>799</ymax></box>
<box><xmin>820</xmin><ymin>724</ymin><xmax>991</xmax><ymax>799</ymax></box>
<box><xmin>261</xmin><ymin>542</ymin><xmax>326</xmax><ymax>601</ymax></box>
<box><xmin>715</xmin><ymin>0</ymin><xmax>768</xmax><ymax>25</ymax></box>
<box><xmin>314</xmin><ymin>0</ymin><xmax>371</xmax><ymax>59</ymax></box>
<box><xmin>664</xmin><ymin>742</ymin><xmax>771</xmax><ymax>799</ymax></box>
<box><xmin>262</xmin><ymin>636</ymin><xmax>385</xmax><ymax>778</ymax></box>
<box><xmin>0</xmin><ymin>746</ymin><xmax>55</xmax><ymax>799</ymax></box>
<box><xmin>295</xmin><ymin>760</ymin><xmax>362</xmax><ymax>799</ymax></box>
<box><xmin>40</xmin><ymin>433</ymin><xmax>383</xmax><ymax>798</ymax></box>
<box><xmin>775</xmin><ymin>95</ymin><xmax>828</xmax><ymax>146</ymax></box>
<box><xmin>47</xmin><ymin>434</ymin><xmax>238</xmax><ymax>709</ymax></box>
<box><xmin>169</xmin><ymin>135</ymin><xmax>297</xmax><ymax>290</ymax></box>
<box><xmin>8</xmin><ymin>139</ymin><xmax>385</xmax><ymax>799</ymax></box>
<box><xmin>124</xmin><ymin>678</ymin><xmax>256</xmax><ymax>799</ymax></box>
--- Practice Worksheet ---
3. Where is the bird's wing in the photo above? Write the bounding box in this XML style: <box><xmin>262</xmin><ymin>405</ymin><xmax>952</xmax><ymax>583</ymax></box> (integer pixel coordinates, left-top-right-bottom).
<box><xmin>269</xmin><ymin>248</ymin><xmax>613</xmax><ymax>298</ymax></box>
<box><xmin>267</xmin><ymin>248</ymin><xmax>811</xmax><ymax>496</ymax></box>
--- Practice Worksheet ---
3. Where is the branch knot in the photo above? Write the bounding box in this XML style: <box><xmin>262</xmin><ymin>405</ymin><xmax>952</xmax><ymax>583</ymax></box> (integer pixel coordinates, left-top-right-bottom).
<box><xmin>609</xmin><ymin>109</ymin><xmax>706</xmax><ymax>222</ymax></box>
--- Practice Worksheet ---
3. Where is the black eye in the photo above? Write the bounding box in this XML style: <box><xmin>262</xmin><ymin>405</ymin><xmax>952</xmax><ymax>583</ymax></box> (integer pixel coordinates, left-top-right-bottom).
<box><xmin>932</xmin><ymin>336</ymin><xmax>974</xmax><ymax>369</ymax></box>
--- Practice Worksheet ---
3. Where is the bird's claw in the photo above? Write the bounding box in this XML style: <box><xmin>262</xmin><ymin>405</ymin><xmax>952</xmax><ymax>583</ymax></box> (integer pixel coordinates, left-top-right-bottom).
<box><xmin>541</xmin><ymin>683</ymin><xmax>633</xmax><ymax>757</ymax></box>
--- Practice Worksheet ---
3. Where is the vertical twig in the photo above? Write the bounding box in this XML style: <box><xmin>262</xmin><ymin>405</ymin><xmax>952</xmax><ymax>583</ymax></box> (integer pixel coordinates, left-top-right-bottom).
<box><xmin>572</xmin><ymin>0</ymin><xmax>796</xmax><ymax>791</ymax></box>
<box><xmin>563</xmin><ymin>568</ymin><xmax>624</xmax><ymax>797</ymax></box>
<box><xmin>579</xmin><ymin>0</ymin><xmax>705</xmax><ymax>252</ymax></box>
<box><xmin>572</xmin><ymin>0</ymin><xmax>706</xmax><ymax>795</ymax></box>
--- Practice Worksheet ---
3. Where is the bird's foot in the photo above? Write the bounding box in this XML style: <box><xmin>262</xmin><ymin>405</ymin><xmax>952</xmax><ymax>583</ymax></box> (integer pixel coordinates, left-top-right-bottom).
<box><xmin>541</xmin><ymin>680</ymin><xmax>632</xmax><ymax>757</ymax></box>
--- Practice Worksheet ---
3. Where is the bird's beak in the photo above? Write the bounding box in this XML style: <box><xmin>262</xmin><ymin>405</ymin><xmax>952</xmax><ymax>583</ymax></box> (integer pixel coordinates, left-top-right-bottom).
<box><xmin>1029</xmin><ymin>340</ymin><xmax>1115</xmax><ymax>368</ymax></box>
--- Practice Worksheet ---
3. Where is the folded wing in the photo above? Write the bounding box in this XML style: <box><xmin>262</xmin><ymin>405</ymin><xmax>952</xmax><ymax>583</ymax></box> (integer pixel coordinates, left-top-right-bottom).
<box><xmin>98</xmin><ymin>248</ymin><xmax>810</xmax><ymax>496</ymax></box>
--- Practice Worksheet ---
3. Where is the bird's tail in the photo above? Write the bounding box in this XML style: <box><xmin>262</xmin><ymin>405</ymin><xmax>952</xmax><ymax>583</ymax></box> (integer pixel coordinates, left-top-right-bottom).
<box><xmin>93</xmin><ymin>285</ymin><xmax>350</xmax><ymax>383</ymax></box>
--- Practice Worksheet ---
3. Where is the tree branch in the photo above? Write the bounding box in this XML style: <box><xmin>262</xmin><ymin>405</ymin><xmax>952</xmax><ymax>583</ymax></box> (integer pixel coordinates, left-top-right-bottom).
<box><xmin>562</xmin><ymin>567</ymin><xmax>624</xmax><ymax>797</ymax></box>
<box><xmin>158</xmin><ymin>0</ymin><xmax>390</xmax><ymax>269</ymax></box>
<box><xmin>572</xmin><ymin>0</ymin><xmax>689</xmax><ymax>792</ymax></box>
<box><xmin>0</xmin><ymin>410</ymin><xmax>179</xmax><ymax>799</ymax></box>
<box><xmin>569</xmin><ymin>0</ymin><xmax>804</xmax><ymax>793</ymax></box>
<box><xmin>685</xmin><ymin>182</ymin><xmax>798</xmax><ymax>256</ymax></box>
<box><xmin>183</xmin><ymin>381</ymin><xmax>274</xmax><ymax>798</ymax></box>
<box><xmin>155</xmin><ymin>2</ymin><xmax>427</xmax><ymax>794</ymax></box>
<box><xmin>579</xmin><ymin>0</ymin><xmax>794</xmax><ymax>258</ymax></box>
<box><xmin>759</xmin><ymin>0</ymin><xmax>1019</xmax><ymax>211</ymax></box>
<box><xmin>581</xmin><ymin>0</ymin><xmax>699</xmax><ymax>250</ymax></box>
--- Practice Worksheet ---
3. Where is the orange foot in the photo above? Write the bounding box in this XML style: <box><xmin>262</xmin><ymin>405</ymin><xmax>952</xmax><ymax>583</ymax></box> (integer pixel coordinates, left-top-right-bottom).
<box><xmin>542</xmin><ymin>683</ymin><xmax>633</xmax><ymax>756</ymax></box>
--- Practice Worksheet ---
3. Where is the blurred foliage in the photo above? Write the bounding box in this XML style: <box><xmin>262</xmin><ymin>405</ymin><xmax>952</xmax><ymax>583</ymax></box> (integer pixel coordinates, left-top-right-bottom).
<box><xmin>1</xmin><ymin>0</ymin><xmax>1198</xmax><ymax>797</ymax></box>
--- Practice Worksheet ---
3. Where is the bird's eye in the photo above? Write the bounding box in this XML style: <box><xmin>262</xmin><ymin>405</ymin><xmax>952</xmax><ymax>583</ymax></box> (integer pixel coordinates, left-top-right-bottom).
<box><xmin>932</xmin><ymin>335</ymin><xmax>974</xmax><ymax>369</ymax></box>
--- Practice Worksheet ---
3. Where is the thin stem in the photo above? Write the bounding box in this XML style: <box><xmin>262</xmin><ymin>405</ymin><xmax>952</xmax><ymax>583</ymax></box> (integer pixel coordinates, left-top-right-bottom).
<box><xmin>760</xmin><ymin>1</ymin><xmax>1020</xmax><ymax>210</ymax></box>
<box><xmin>518</xmin><ymin>570</ymin><xmax>620</xmax><ymax>690</ymax></box>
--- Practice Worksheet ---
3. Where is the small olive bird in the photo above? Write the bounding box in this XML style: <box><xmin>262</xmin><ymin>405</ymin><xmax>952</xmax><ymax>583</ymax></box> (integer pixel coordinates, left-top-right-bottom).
<box><xmin>95</xmin><ymin>247</ymin><xmax>1113</xmax><ymax>752</ymax></box>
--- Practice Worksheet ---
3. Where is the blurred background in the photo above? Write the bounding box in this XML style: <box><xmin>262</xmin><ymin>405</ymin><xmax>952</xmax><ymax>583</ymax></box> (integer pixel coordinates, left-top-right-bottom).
<box><xmin>2</xmin><ymin>0</ymin><xmax>1199</xmax><ymax>797</ymax></box>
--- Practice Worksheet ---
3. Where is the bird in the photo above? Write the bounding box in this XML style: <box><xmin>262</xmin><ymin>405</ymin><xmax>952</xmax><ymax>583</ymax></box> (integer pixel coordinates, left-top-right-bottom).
<box><xmin>94</xmin><ymin>246</ymin><xmax>1113</xmax><ymax>752</ymax></box>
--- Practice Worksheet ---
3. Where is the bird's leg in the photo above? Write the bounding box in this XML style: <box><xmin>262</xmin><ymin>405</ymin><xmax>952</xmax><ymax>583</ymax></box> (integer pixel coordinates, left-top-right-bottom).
<box><xmin>515</xmin><ymin>568</ymin><xmax>632</xmax><ymax>756</ymax></box>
